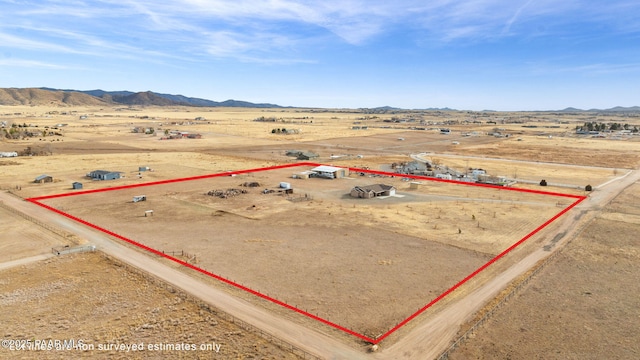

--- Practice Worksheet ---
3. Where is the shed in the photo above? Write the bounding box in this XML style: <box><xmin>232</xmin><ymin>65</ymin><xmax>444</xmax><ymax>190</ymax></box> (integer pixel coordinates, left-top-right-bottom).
<box><xmin>280</xmin><ymin>182</ymin><xmax>291</xmax><ymax>189</ymax></box>
<box><xmin>297</xmin><ymin>151</ymin><xmax>319</xmax><ymax>160</ymax></box>
<box><xmin>292</xmin><ymin>171</ymin><xmax>313</xmax><ymax>179</ymax></box>
<box><xmin>350</xmin><ymin>184</ymin><xmax>396</xmax><ymax>199</ymax></box>
<box><xmin>139</xmin><ymin>166</ymin><xmax>150</xmax><ymax>172</ymax></box>
<box><xmin>72</xmin><ymin>182</ymin><xmax>83</xmax><ymax>190</ymax></box>
<box><xmin>310</xmin><ymin>165</ymin><xmax>349</xmax><ymax>179</ymax></box>
<box><xmin>34</xmin><ymin>175</ymin><xmax>53</xmax><ymax>183</ymax></box>
<box><xmin>87</xmin><ymin>170</ymin><xmax>122</xmax><ymax>181</ymax></box>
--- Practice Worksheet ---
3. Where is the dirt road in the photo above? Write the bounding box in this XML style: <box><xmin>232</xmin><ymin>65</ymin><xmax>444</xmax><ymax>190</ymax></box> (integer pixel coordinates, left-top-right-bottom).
<box><xmin>375</xmin><ymin>167</ymin><xmax>640</xmax><ymax>359</ymax></box>
<box><xmin>0</xmin><ymin>253</ymin><xmax>54</xmax><ymax>271</ymax></box>
<box><xmin>0</xmin><ymin>192</ymin><xmax>368</xmax><ymax>360</ymax></box>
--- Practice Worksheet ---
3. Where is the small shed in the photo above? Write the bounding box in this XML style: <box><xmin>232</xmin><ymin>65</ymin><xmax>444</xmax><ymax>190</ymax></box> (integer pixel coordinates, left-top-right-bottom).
<box><xmin>72</xmin><ymin>182</ymin><xmax>83</xmax><ymax>190</ymax></box>
<box><xmin>280</xmin><ymin>182</ymin><xmax>291</xmax><ymax>189</ymax></box>
<box><xmin>34</xmin><ymin>175</ymin><xmax>53</xmax><ymax>183</ymax></box>
<box><xmin>293</xmin><ymin>171</ymin><xmax>314</xmax><ymax>179</ymax></box>
<box><xmin>139</xmin><ymin>166</ymin><xmax>150</xmax><ymax>172</ymax></box>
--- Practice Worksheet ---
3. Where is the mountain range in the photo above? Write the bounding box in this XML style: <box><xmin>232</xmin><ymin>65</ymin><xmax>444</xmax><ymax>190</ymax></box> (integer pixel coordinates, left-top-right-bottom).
<box><xmin>0</xmin><ymin>87</ymin><xmax>282</xmax><ymax>108</ymax></box>
<box><xmin>0</xmin><ymin>87</ymin><xmax>637</xmax><ymax>112</ymax></box>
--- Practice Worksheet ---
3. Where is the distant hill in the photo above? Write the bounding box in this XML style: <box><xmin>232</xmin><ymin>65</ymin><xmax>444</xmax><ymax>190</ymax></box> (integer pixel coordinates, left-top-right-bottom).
<box><xmin>559</xmin><ymin>106</ymin><xmax>640</xmax><ymax>113</ymax></box>
<box><xmin>0</xmin><ymin>87</ymin><xmax>283</xmax><ymax>108</ymax></box>
<box><xmin>0</xmin><ymin>88</ymin><xmax>109</xmax><ymax>106</ymax></box>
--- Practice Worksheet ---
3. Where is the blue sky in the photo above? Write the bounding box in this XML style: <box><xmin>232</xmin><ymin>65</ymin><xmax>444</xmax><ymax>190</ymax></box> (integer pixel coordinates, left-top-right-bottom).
<box><xmin>1</xmin><ymin>0</ymin><xmax>639</xmax><ymax>110</ymax></box>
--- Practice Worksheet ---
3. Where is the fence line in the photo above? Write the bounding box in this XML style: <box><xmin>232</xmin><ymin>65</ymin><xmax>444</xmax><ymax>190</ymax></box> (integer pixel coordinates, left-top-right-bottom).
<box><xmin>437</xmin><ymin>215</ymin><xmax>593</xmax><ymax>360</ymax></box>
<box><xmin>0</xmin><ymin>199</ymin><xmax>79</xmax><ymax>245</ymax></box>
<box><xmin>161</xmin><ymin>250</ymin><xmax>197</xmax><ymax>264</ymax></box>
<box><xmin>52</xmin><ymin>245</ymin><xmax>96</xmax><ymax>255</ymax></box>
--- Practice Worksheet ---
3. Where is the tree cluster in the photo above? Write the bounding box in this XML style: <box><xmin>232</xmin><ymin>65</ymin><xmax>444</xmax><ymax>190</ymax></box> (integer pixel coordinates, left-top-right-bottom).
<box><xmin>576</xmin><ymin>122</ymin><xmax>638</xmax><ymax>132</ymax></box>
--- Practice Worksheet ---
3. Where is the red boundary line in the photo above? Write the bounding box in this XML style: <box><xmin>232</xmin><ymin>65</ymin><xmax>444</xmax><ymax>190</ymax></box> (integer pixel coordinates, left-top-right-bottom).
<box><xmin>27</xmin><ymin>162</ymin><xmax>586</xmax><ymax>344</ymax></box>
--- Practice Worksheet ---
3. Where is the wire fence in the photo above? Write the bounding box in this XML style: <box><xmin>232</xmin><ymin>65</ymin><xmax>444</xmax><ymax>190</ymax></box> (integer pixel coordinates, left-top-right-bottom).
<box><xmin>161</xmin><ymin>250</ymin><xmax>197</xmax><ymax>264</ymax></box>
<box><xmin>0</xmin><ymin>199</ymin><xmax>79</xmax><ymax>245</ymax></box>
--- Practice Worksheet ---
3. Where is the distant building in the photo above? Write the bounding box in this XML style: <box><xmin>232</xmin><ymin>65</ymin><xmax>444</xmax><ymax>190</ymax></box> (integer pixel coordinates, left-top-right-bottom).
<box><xmin>310</xmin><ymin>165</ymin><xmax>348</xmax><ymax>179</ymax></box>
<box><xmin>350</xmin><ymin>184</ymin><xmax>396</xmax><ymax>199</ymax></box>
<box><xmin>87</xmin><ymin>170</ymin><xmax>122</xmax><ymax>181</ymax></box>
<box><xmin>297</xmin><ymin>151</ymin><xmax>319</xmax><ymax>160</ymax></box>
<box><xmin>34</xmin><ymin>175</ymin><xmax>53</xmax><ymax>183</ymax></box>
<box><xmin>72</xmin><ymin>182</ymin><xmax>83</xmax><ymax>190</ymax></box>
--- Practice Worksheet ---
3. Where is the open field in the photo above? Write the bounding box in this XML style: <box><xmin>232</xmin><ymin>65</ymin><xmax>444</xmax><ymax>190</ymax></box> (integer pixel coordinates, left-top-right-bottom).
<box><xmin>0</xmin><ymin>252</ymin><xmax>300</xmax><ymax>360</ymax></box>
<box><xmin>1</xmin><ymin>105</ymin><xmax>639</xmax><ymax>358</ymax></box>
<box><xmin>449</xmin><ymin>182</ymin><xmax>640</xmax><ymax>359</ymax></box>
<box><xmin>37</xmin><ymin>164</ymin><xmax>572</xmax><ymax>339</ymax></box>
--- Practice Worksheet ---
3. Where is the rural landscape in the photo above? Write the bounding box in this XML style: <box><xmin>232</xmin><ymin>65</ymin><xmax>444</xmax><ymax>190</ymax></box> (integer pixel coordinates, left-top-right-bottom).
<box><xmin>1</xmin><ymin>88</ymin><xmax>638</xmax><ymax>359</ymax></box>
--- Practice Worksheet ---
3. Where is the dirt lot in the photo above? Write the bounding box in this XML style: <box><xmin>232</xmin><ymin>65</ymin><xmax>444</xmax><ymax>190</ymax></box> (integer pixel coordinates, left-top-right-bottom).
<box><xmin>0</xmin><ymin>252</ymin><xmax>300</xmax><ymax>359</ymax></box>
<box><xmin>38</xmin><ymin>165</ymin><xmax>570</xmax><ymax>338</ymax></box>
<box><xmin>0</xmin><ymin>203</ymin><xmax>76</xmax><ymax>262</ymax></box>
<box><xmin>449</xmin><ymin>182</ymin><xmax>640</xmax><ymax>359</ymax></box>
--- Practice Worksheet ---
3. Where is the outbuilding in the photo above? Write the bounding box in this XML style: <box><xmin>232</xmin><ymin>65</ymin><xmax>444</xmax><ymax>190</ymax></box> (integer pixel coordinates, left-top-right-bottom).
<box><xmin>72</xmin><ymin>182</ymin><xmax>83</xmax><ymax>190</ymax></box>
<box><xmin>310</xmin><ymin>165</ymin><xmax>348</xmax><ymax>179</ymax></box>
<box><xmin>87</xmin><ymin>170</ymin><xmax>122</xmax><ymax>181</ymax></box>
<box><xmin>34</xmin><ymin>175</ymin><xmax>53</xmax><ymax>183</ymax></box>
<box><xmin>297</xmin><ymin>151</ymin><xmax>319</xmax><ymax>160</ymax></box>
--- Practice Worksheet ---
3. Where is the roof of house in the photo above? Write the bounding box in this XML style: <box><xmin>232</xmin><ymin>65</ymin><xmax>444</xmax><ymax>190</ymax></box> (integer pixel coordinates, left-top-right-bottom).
<box><xmin>90</xmin><ymin>170</ymin><xmax>122</xmax><ymax>176</ymax></box>
<box><xmin>311</xmin><ymin>165</ymin><xmax>344</xmax><ymax>173</ymax></box>
<box><xmin>35</xmin><ymin>174</ymin><xmax>52</xmax><ymax>181</ymax></box>
<box><xmin>356</xmin><ymin>184</ymin><xmax>395</xmax><ymax>193</ymax></box>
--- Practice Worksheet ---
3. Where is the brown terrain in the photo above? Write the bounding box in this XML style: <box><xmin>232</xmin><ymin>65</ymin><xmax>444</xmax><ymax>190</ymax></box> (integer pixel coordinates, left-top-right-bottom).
<box><xmin>1</xmin><ymin>89</ymin><xmax>639</xmax><ymax>359</ymax></box>
<box><xmin>449</xmin><ymin>182</ymin><xmax>640</xmax><ymax>360</ymax></box>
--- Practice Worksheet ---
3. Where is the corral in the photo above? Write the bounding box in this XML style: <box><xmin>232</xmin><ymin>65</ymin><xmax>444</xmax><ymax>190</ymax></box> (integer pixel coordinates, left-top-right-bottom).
<box><xmin>31</xmin><ymin>163</ymin><xmax>581</xmax><ymax>341</ymax></box>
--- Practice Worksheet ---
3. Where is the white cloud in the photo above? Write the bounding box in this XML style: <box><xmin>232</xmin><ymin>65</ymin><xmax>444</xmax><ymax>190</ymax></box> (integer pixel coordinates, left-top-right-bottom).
<box><xmin>0</xmin><ymin>58</ymin><xmax>67</xmax><ymax>69</ymax></box>
<box><xmin>2</xmin><ymin>0</ymin><xmax>640</xmax><ymax>65</ymax></box>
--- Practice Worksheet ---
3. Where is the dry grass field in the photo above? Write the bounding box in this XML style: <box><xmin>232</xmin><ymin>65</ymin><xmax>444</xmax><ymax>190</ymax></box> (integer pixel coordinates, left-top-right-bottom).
<box><xmin>1</xmin><ymin>105</ymin><xmax>639</xmax><ymax>357</ymax></box>
<box><xmin>38</xmin><ymin>165</ymin><xmax>569</xmax><ymax>338</ymax></box>
<box><xmin>0</xmin><ymin>252</ymin><xmax>299</xmax><ymax>360</ymax></box>
<box><xmin>449</xmin><ymin>182</ymin><xmax>640</xmax><ymax>360</ymax></box>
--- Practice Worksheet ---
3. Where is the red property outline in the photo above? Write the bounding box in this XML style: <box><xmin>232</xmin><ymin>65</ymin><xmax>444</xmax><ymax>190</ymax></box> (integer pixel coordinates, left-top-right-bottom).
<box><xmin>27</xmin><ymin>162</ymin><xmax>586</xmax><ymax>344</ymax></box>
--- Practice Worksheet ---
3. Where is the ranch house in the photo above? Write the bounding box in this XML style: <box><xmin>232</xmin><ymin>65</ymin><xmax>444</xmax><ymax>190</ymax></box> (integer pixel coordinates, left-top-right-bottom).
<box><xmin>350</xmin><ymin>184</ymin><xmax>396</xmax><ymax>199</ymax></box>
<box><xmin>87</xmin><ymin>170</ymin><xmax>122</xmax><ymax>181</ymax></box>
